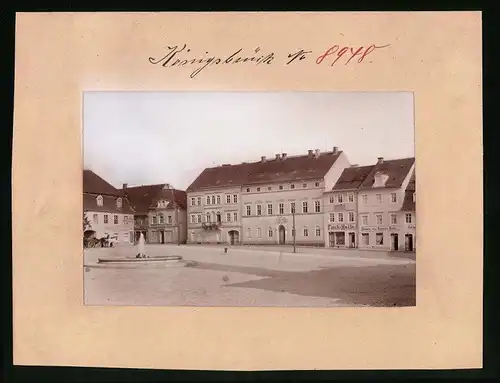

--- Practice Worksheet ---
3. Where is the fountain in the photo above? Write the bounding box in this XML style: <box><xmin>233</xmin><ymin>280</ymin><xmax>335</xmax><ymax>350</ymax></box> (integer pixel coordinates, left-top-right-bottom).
<box><xmin>136</xmin><ymin>232</ymin><xmax>147</xmax><ymax>258</ymax></box>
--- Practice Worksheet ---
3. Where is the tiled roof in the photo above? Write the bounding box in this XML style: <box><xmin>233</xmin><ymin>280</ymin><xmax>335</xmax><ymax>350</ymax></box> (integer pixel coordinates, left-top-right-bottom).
<box><xmin>120</xmin><ymin>184</ymin><xmax>187</xmax><ymax>214</ymax></box>
<box><xmin>83</xmin><ymin>193</ymin><xmax>135</xmax><ymax>214</ymax></box>
<box><xmin>331</xmin><ymin>165</ymin><xmax>375</xmax><ymax>191</ymax></box>
<box><xmin>83</xmin><ymin>170</ymin><xmax>123</xmax><ymax>196</ymax></box>
<box><xmin>359</xmin><ymin>157</ymin><xmax>415</xmax><ymax>190</ymax></box>
<box><xmin>186</xmin><ymin>150</ymin><xmax>343</xmax><ymax>192</ymax></box>
<box><xmin>401</xmin><ymin>171</ymin><xmax>416</xmax><ymax>211</ymax></box>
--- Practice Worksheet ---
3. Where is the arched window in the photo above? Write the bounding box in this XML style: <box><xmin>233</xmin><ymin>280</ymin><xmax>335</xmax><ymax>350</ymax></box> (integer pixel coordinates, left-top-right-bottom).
<box><xmin>116</xmin><ymin>197</ymin><xmax>122</xmax><ymax>208</ymax></box>
<box><xmin>96</xmin><ymin>195</ymin><xmax>103</xmax><ymax>207</ymax></box>
<box><xmin>211</xmin><ymin>196</ymin><xmax>216</xmax><ymax>205</ymax></box>
<box><xmin>315</xmin><ymin>226</ymin><xmax>321</xmax><ymax>237</ymax></box>
<box><xmin>206</xmin><ymin>212</ymin><xmax>211</xmax><ymax>223</ymax></box>
<box><xmin>216</xmin><ymin>211</ymin><xmax>221</xmax><ymax>223</ymax></box>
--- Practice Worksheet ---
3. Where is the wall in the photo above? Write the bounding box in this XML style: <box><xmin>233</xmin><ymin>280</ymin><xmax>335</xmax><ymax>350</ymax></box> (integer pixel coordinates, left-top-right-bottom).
<box><xmin>323</xmin><ymin>190</ymin><xmax>358</xmax><ymax>248</ymax></box>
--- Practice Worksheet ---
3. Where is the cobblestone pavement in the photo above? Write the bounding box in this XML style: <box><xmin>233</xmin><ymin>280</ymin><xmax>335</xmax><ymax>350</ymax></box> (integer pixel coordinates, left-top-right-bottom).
<box><xmin>84</xmin><ymin>244</ymin><xmax>415</xmax><ymax>307</ymax></box>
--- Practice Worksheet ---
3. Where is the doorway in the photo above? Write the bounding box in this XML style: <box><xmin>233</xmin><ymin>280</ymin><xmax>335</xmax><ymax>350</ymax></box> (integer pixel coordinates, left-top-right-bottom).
<box><xmin>391</xmin><ymin>233</ymin><xmax>399</xmax><ymax>251</ymax></box>
<box><xmin>329</xmin><ymin>232</ymin><xmax>335</xmax><ymax>247</ymax></box>
<box><xmin>278</xmin><ymin>225</ymin><xmax>286</xmax><ymax>245</ymax></box>
<box><xmin>349</xmin><ymin>232</ymin><xmax>356</xmax><ymax>248</ymax></box>
<box><xmin>228</xmin><ymin>230</ymin><xmax>239</xmax><ymax>245</ymax></box>
<box><xmin>405</xmin><ymin>234</ymin><xmax>414</xmax><ymax>251</ymax></box>
<box><xmin>160</xmin><ymin>231</ymin><xmax>165</xmax><ymax>244</ymax></box>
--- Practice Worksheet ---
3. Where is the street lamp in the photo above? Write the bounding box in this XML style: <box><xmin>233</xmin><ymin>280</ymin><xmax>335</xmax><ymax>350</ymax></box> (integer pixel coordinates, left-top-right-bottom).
<box><xmin>292</xmin><ymin>208</ymin><xmax>296</xmax><ymax>253</ymax></box>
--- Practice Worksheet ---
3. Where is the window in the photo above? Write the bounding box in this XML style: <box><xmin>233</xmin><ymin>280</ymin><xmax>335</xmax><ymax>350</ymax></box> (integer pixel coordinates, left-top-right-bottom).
<box><xmin>197</xmin><ymin>214</ymin><xmax>202</xmax><ymax>223</ymax></box>
<box><xmin>348</xmin><ymin>193</ymin><xmax>354</xmax><ymax>203</ymax></box>
<box><xmin>116</xmin><ymin>198</ymin><xmax>122</xmax><ymax>208</ymax></box>
<box><xmin>246</xmin><ymin>188</ymin><xmax>250</xmax><ymax>192</ymax></box>
<box><xmin>315</xmin><ymin>200</ymin><xmax>321</xmax><ymax>213</ymax></box>
<box><xmin>191</xmin><ymin>197</ymin><xmax>196</xmax><ymax>206</ymax></box>
<box><xmin>191</xmin><ymin>215</ymin><xmax>196</xmax><ymax>224</ymax></box>
<box><xmin>197</xmin><ymin>197</ymin><xmax>201</xmax><ymax>206</ymax></box>
<box><xmin>159</xmin><ymin>214</ymin><xmax>164</xmax><ymax>224</ymax></box>
<box><xmin>226</xmin><ymin>195</ymin><xmax>231</xmax><ymax>204</ymax></box>
<box><xmin>315</xmin><ymin>227</ymin><xmax>321</xmax><ymax>236</ymax></box>
<box><xmin>226</xmin><ymin>213</ymin><xmax>231</xmax><ymax>222</ymax></box>
<box><xmin>362</xmin><ymin>195</ymin><xmax>368</xmax><ymax>204</ymax></box>
<box><xmin>216</xmin><ymin>195</ymin><xmax>221</xmax><ymax>204</ymax></box>
<box><xmin>362</xmin><ymin>215</ymin><xmax>368</xmax><ymax>225</ymax></box>
<box><xmin>114</xmin><ymin>215</ymin><xmax>118</xmax><ymax>224</ymax></box>
<box><xmin>207</xmin><ymin>196</ymin><xmax>211</xmax><ymax>205</ymax></box>
<box><xmin>329</xmin><ymin>213</ymin><xmax>335</xmax><ymax>222</ymax></box>
<box><xmin>303</xmin><ymin>228</ymin><xmax>309</xmax><ymax>237</ymax></box>
<box><xmin>206</xmin><ymin>213</ymin><xmax>211</xmax><ymax>223</ymax></box>
<box><xmin>338</xmin><ymin>213</ymin><xmax>344</xmax><ymax>222</ymax></box>
<box><xmin>279</xmin><ymin>185</ymin><xmax>283</xmax><ymax>190</ymax></box>
<box><xmin>329</xmin><ymin>195</ymin><xmax>334</xmax><ymax>203</ymax></box>
<box><xmin>247</xmin><ymin>228</ymin><xmax>251</xmax><ymax>238</ymax></box>
<box><xmin>233</xmin><ymin>194</ymin><xmax>238</xmax><ymax>203</ymax></box>
<box><xmin>96</xmin><ymin>195</ymin><xmax>103</xmax><ymax>206</ymax></box>
<box><xmin>257</xmin><ymin>205</ymin><xmax>262</xmax><ymax>215</ymax></box>
<box><xmin>92</xmin><ymin>214</ymin><xmax>98</xmax><ymax>224</ymax></box>
<box><xmin>233</xmin><ymin>212</ymin><xmax>238</xmax><ymax>222</ymax></box>
<box><xmin>211</xmin><ymin>196</ymin><xmax>216</xmax><ymax>205</ymax></box>
<box><xmin>279</xmin><ymin>203</ymin><xmax>284</xmax><ymax>214</ymax></box>
<box><xmin>257</xmin><ymin>187</ymin><xmax>261</xmax><ymax>192</ymax></box>
<box><xmin>291</xmin><ymin>202</ymin><xmax>296</xmax><ymax>214</ymax></box>
<box><xmin>413</xmin><ymin>193</ymin><xmax>416</xmax><ymax>203</ymax></box>
<box><xmin>376</xmin><ymin>233</ymin><xmax>384</xmax><ymax>245</ymax></box>
<box><xmin>167</xmin><ymin>216</ymin><xmax>172</xmax><ymax>224</ymax></box>
<box><xmin>302</xmin><ymin>201</ymin><xmax>308</xmax><ymax>213</ymax></box>
<box><xmin>291</xmin><ymin>184</ymin><xmax>295</xmax><ymax>189</ymax></box>
<box><xmin>376</xmin><ymin>194</ymin><xmax>382</xmax><ymax>203</ymax></box>
<box><xmin>376</xmin><ymin>214</ymin><xmax>383</xmax><ymax>225</ymax></box>
<box><xmin>315</xmin><ymin>182</ymin><xmax>320</xmax><ymax>187</ymax></box>
<box><xmin>391</xmin><ymin>193</ymin><xmax>397</xmax><ymax>203</ymax></box>
<box><xmin>257</xmin><ymin>228</ymin><xmax>262</xmax><ymax>238</ymax></box>
<box><xmin>302</xmin><ymin>183</ymin><xmax>307</xmax><ymax>188</ymax></box>
<box><xmin>405</xmin><ymin>213</ymin><xmax>412</xmax><ymax>223</ymax></box>
<box><xmin>152</xmin><ymin>216</ymin><xmax>157</xmax><ymax>225</ymax></box>
<box><xmin>216</xmin><ymin>212</ymin><xmax>221</xmax><ymax>223</ymax></box>
<box><xmin>349</xmin><ymin>212</ymin><xmax>355</xmax><ymax>222</ymax></box>
<box><xmin>267</xmin><ymin>186</ymin><xmax>271</xmax><ymax>191</ymax></box>
<box><xmin>267</xmin><ymin>203</ymin><xmax>273</xmax><ymax>215</ymax></box>
<box><xmin>362</xmin><ymin>233</ymin><xmax>369</xmax><ymax>245</ymax></box>
<box><xmin>268</xmin><ymin>228</ymin><xmax>273</xmax><ymax>237</ymax></box>
<box><xmin>338</xmin><ymin>194</ymin><xmax>343</xmax><ymax>203</ymax></box>
<box><xmin>246</xmin><ymin>205</ymin><xmax>251</xmax><ymax>216</ymax></box>
<box><xmin>391</xmin><ymin>214</ymin><xmax>397</xmax><ymax>224</ymax></box>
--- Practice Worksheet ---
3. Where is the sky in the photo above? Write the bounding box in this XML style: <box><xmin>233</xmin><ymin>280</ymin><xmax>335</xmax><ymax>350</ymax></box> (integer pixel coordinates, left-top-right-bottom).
<box><xmin>83</xmin><ymin>91</ymin><xmax>414</xmax><ymax>190</ymax></box>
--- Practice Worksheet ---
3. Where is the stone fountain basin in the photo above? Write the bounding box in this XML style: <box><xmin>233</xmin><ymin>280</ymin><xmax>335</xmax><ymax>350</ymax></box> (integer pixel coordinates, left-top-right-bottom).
<box><xmin>97</xmin><ymin>255</ymin><xmax>183</xmax><ymax>263</ymax></box>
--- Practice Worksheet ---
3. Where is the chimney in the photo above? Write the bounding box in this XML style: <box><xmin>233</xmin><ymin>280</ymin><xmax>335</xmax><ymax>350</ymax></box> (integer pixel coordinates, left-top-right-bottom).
<box><xmin>314</xmin><ymin>149</ymin><xmax>320</xmax><ymax>158</ymax></box>
<box><xmin>332</xmin><ymin>146</ymin><xmax>339</xmax><ymax>155</ymax></box>
<box><xmin>122</xmin><ymin>183</ymin><xmax>128</xmax><ymax>190</ymax></box>
<box><xmin>275</xmin><ymin>153</ymin><xmax>281</xmax><ymax>160</ymax></box>
<box><xmin>261</xmin><ymin>156</ymin><xmax>267</xmax><ymax>163</ymax></box>
<box><xmin>281</xmin><ymin>153</ymin><xmax>287</xmax><ymax>160</ymax></box>
<box><xmin>377</xmin><ymin>157</ymin><xmax>384</xmax><ymax>164</ymax></box>
<box><xmin>308</xmin><ymin>149</ymin><xmax>313</xmax><ymax>158</ymax></box>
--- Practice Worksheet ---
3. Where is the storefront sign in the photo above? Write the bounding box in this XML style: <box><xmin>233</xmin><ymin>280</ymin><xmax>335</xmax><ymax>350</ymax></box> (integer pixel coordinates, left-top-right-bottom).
<box><xmin>328</xmin><ymin>223</ymin><xmax>355</xmax><ymax>231</ymax></box>
<box><xmin>361</xmin><ymin>226</ymin><xmax>390</xmax><ymax>232</ymax></box>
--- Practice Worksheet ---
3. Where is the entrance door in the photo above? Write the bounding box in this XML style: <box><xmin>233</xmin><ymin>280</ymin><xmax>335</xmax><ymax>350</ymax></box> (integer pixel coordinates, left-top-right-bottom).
<box><xmin>160</xmin><ymin>231</ymin><xmax>165</xmax><ymax>244</ymax></box>
<box><xmin>278</xmin><ymin>225</ymin><xmax>286</xmax><ymax>245</ymax></box>
<box><xmin>329</xmin><ymin>232</ymin><xmax>335</xmax><ymax>247</ymax></box>
<box><xmin>335</xmin><ymin>232</ymin><xmax>345</xmax><ymax>247</ymax></box>
<box><xmin>391</xmin><ymin>234</ymin><xmax>399</xmax><ymax>251</ymax></box>
<box><xmin>229</xmin><ymin>230</ymin><xmax>239</xmax><ymax>245</ymax></box>
<box><xmin>405</xmin><ymin>234</ymin><xmax>414</xmax><ymax>251</ymax></box>
<box><xmin>349</xmin><ymin>232</ymin><xmax>356</xmax><ymax>248</ymax></box>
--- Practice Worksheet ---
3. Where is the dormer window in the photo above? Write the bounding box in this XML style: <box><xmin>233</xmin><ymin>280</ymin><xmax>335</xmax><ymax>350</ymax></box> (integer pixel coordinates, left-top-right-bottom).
<box><xmin>96</xmin><ymin>195</ymin><xmax>103</xmax><ymax>207</ymax></box>
<box><xmin>116</xmin><ymin>197</ymin><xmax>122</xmax><ymax>209</ymax></box>
<box><xmin>373</xmin><ymin>172</ymin><xmax>389</xmax><ymax>188</ymax></box>
<box><xmin>413</xmin><ymin>192</ymin><xmax>416</xmax><ymax>203</ymax></box>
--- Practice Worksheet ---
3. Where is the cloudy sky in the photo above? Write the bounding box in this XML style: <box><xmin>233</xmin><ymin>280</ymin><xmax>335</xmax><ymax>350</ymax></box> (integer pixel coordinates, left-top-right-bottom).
<box><xmin>83</xmin><ymin>91</ymin><xmax>414</xmax><ymax>190</ymax></box>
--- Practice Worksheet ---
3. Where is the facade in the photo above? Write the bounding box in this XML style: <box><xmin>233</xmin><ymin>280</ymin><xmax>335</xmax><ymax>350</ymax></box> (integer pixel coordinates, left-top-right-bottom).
<box><xmin>83</xmin><ymin>170</ymin><xmax>135</xmax><ymax>244</ymax></box>
<box><xmin>186</xmin><ymin>147</ymin><xmax>350</xmax><ymax>246</ymax></box>
<box><xmin>357</xmin><ymin>157</ymin><xmax>415</xmax><ymax>251</ymax></box>
<box><xmin>121</xmin><ymin>183</ymin><xmax>187</xmax><ymax>244</ymax></box>
<box><xmin>324</xmin><ymin>165</ymin><xmax>374</xmax><ymax>249</ymax></box>
<box><xmin>400</xmin><ymin>171</ymin><xmax>416</xmax><ymax>251</ymax></box>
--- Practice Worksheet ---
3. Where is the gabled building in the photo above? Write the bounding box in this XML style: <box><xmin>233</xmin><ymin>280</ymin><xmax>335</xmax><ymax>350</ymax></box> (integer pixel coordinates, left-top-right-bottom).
<box><xmin>120</xmin><ymin>183</ymin><xmax>187</xmax><ymax>244</ymax></box>
<box><xmin>400</xmin><ymin>171</ymin><xmax>416</xmax><ymax>251</ymax></box>
<box><xmin>83</xmin><ymin>170</ymin><xmax>135</xmax><ymax>244</ymax></box>
<box><xmin>186</xmin><ymin>147</ymin><xmax>350</xmax><ymax>245</ymax></box>
<box><xmin>357</xmin><ymin>157</ymin><xmax>415</xmax><ymax>251</ymax></box>
<box><xmin>323</xmin><ymin>164</ymin><xmax>374</xmax><ymax>248</ymax></box>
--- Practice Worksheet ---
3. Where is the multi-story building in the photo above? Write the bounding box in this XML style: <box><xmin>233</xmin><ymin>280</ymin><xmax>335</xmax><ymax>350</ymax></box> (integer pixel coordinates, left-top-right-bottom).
<box><xmin>186</xmin><ymin>147</ymin><xmax>350</xmax><ymax>246</ymax></box>
<box><xmin>323</xmin><ymin>165</ymin><xmax>374</xmax><ymax>248</ymax></box>
<box><xmin>357</xmin><ymin>157</ymin><xmax>415</xmax><ymax>251</ymax></box>
<box><xmin>121</xmin><ymin>183</ymin><xmax>187</xmax><ymax>244</ymax></box>
<box><xmin>83</xmin><ymin>170</ymin><xmax>135</xmax><ymax>244</ymax></box>
<box><xmin>400</xmin><ymin>171</ymin><xmax>416</xmax><ymax>251</ymax></box>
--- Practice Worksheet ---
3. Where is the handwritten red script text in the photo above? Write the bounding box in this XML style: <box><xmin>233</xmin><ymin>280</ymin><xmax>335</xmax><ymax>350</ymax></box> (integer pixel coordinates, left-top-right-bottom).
<box><xmin>315</xmin><ymin>44</ymin><xmax>391</xmax><ymax>66</ymax></box>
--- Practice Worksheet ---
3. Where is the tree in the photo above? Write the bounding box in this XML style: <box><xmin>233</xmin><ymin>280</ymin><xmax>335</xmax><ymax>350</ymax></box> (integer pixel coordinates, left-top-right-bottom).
<box><xmin>83</xmin><ymin>213</ymin><xmax>91</xmax><ymax>232</ymax></box>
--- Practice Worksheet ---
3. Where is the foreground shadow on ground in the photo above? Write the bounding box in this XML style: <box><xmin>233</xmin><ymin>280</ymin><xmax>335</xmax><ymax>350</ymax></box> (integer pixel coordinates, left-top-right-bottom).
<box><xmin>193</xmin><ymin>262</ymin><xmax>416</xmax><ymax>307</ymax></box>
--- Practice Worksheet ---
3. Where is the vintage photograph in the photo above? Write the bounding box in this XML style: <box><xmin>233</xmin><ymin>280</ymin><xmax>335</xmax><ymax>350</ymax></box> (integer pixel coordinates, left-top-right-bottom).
<box><xmin>83</xmin><ymin>91</ymin><xmax>416</xmax><ymax>307</ymax></box>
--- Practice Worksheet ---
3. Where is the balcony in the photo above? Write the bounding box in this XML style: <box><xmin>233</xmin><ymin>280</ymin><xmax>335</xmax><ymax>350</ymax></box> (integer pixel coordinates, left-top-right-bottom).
<box><xmin>201</xmin><ymin>222</ymin><xmax>221</xmax><ymax>231</ymax></box>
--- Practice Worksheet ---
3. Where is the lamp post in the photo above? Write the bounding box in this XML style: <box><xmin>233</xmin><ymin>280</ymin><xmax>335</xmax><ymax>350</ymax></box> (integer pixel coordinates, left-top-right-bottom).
<box><xmin>292</xmin><ymin>208</ymin><xmax>296</xmax><ymax>253</ymax></box>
